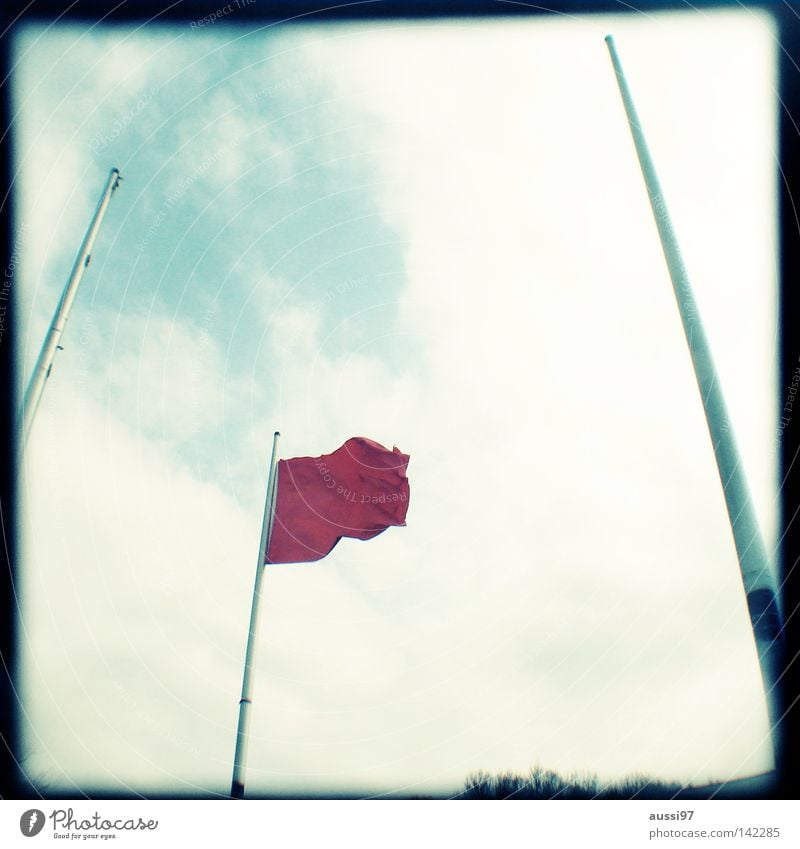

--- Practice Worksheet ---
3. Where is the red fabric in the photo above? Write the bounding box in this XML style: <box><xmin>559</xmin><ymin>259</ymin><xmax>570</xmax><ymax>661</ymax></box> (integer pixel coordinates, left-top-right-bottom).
<box><xmin>265</xmin><ymin>437</ymin><xmax>410</xmax><ymax>565</ymax></box>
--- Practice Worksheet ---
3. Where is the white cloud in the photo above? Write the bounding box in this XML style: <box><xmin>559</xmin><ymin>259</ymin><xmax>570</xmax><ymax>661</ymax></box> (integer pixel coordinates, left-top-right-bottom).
<box><xmin>289</xmin><ymin>11</ymin><xmax>778</xmax><ymax>786</ymax></box>
<box><xmin>20</xmin><ymin>381</ymin><xmax>256</xmax><ymax>790</ymax></box>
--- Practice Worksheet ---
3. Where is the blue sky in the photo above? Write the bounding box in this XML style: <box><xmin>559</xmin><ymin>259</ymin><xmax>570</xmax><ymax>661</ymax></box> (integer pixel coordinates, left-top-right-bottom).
<box><xmin>13</xmin><ymin>8</ymin><xmax>780</xmax><ymax>797</ymax></box>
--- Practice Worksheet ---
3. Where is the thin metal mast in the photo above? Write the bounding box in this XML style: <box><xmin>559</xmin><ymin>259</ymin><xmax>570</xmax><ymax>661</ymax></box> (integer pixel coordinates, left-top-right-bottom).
<box><xmin>605</xmin><ymin>36</ymin><xmax>784</xmax><ymax>768</ymax></box>
<box><xmin>231</xmin><ymin>431</ymin><xmax>281</xmax><ymax>799</ymax></box>
<box><xmin>20</xmin><ymin>167</ymin><xmax>122</xmax><ymax>446</ymax></box>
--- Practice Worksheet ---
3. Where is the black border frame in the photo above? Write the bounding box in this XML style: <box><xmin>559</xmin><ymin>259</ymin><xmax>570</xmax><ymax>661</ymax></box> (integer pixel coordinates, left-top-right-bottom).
<box><xmin>1</xmin><ymin>0</ymin><xmax>797</xmax><ymax>800</ymax></box>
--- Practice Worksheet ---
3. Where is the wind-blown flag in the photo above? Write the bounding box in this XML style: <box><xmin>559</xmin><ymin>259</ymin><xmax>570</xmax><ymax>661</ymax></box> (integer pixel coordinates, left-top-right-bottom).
<box><xmin>265</xmin><ymin>437</ymin><xmax>410</xmax><ymax>564</ymax></box>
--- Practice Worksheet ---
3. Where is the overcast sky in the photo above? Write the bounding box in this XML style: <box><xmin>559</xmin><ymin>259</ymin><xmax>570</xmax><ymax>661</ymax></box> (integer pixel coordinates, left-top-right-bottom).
<box><xmin>12</xmin><ymin>6</ymin><xmax>780</xmax><ymax>798</ymax></box>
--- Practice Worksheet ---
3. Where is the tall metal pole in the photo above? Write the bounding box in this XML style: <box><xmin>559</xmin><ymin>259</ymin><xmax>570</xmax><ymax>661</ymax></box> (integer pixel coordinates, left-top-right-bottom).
<box><xmin>231</xmin><ymin>431</ymin><xmax>281</xmax><ymax>799</ymax></box>
<box><xmin>605</xmin><ymin>36</ymin><xmax>785</xmax><ymax>771</ymax></box>
<box><xmin>20</xmin><ymin>167</ymin><xmax>122</xmax><ymax>447</ymax></box>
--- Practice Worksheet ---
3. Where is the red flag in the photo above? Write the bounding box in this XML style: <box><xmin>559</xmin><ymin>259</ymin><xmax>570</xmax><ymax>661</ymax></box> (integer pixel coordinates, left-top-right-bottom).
<box><xmin>266</xmin><ymin>437</ymin><xmax>410</xmax><ymax>565</ymax></box>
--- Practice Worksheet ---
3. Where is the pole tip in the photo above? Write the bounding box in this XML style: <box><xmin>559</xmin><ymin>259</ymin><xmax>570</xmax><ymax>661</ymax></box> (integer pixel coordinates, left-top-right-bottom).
<box><xmin>604</xmin><ymin>34</ymin><xmax>614</xmax><ymax>44</ymax></box>
<box><xmin>111</xmin><ymin>167</ymin><xmax>120</xmax><ymax>174</ymax></box>
<box><xmin>274</xmin><ymin>431</ymin><xmax>281</xmax><ymax>437</ymax></box>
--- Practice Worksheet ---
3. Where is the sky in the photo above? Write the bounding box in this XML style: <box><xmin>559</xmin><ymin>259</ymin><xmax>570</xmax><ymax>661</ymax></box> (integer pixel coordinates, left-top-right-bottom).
<box><xmin>11</xmin><ymin>6</ymin><xmax>781</xmax><ymax>797</ymax></box>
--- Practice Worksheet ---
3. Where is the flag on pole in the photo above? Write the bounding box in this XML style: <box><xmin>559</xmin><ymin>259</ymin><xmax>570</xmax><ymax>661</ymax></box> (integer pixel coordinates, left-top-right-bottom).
<box><xmin>266</xmin><ymin>436</ymin><xmax>410</xmax><ymax>564</ymax></box>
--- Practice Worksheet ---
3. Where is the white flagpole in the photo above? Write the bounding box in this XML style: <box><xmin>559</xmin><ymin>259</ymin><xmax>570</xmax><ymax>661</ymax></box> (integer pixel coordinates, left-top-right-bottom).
<box><xmin>20</xmin><ymin>167</ymin><xmax>122</xmax><ymax>447</ymax></box>
<box><xmin>604</xmin><ymin>36</ymin><xmax>784</xmax><ymax>766</ymax></box>
<box><xmin>231</xmin><ymin>430</ymin><xmax>281</xmax><ymax>799</ymax></box>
